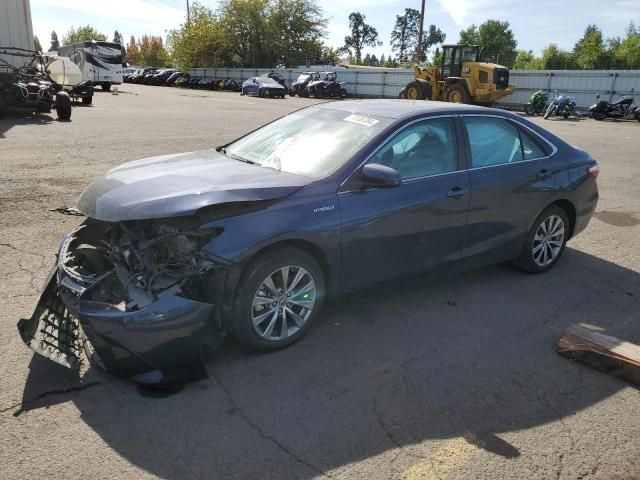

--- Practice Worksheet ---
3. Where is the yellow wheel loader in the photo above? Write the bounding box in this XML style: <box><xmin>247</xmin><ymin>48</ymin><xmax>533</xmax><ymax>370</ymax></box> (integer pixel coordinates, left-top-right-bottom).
<box><xmin>401</xmin><ymin>45</ymin><xmax>514</xmax><ymax>104</ymax></box>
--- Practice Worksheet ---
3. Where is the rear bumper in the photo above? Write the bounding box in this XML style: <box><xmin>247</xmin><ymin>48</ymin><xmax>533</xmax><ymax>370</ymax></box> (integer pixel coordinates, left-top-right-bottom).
<box><xmin>18</xmin><ymin>256</ymin><xmax>221</xmax><ymax>385</ymax></box>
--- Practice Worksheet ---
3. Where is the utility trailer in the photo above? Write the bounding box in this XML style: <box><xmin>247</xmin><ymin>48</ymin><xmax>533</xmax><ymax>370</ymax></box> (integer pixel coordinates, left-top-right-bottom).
<box><xmin>58</xmin><ymin>41</ymin><xmax>124</xmax><ymax>91</ymax></box>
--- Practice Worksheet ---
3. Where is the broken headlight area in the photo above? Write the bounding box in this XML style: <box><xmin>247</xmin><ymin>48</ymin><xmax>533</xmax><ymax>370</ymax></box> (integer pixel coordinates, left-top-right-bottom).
<box><xmin>18</xmin><ymin>217</ymin><xmax>226</xmax><ymax>385</ymax></box>
<box><xmin>60</xmin><ymin>217</ymin><xmax>221</xmax><ymax>309</ymax></box>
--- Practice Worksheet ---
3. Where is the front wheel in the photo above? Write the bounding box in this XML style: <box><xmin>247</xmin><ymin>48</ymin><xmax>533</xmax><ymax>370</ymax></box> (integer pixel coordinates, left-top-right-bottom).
<box><xmin>635</xmin><ymin>110</ymin><xmax>640</xmax><ymax>122</ymax></box>
<box><xmin>524</xmin><ymin>104</ymin><xmax>534</xmax><ymax>116</ymax></box>
<box><xmin>515</xmin><ymin>206</ymin><xmax>569</xmax><ymax>274</ymax></box>
<box><xmin>101</xmin><ymin>83</ymin><xmax>111</xmax><ymax>92</ymax></box>
<box><xmin>82</xmin><ymin>96</ymin><xmax>92</xmax><ymax>105</ymax></box>
<box><xmin>592</xmin><ymin>110</ymin><xmax>607</xmax><ymax>121</ymax></box>
<box><xmin>55</xmin><ymin>92</ymin><xmax>72</xmax><ymax>120</ymax></box>
<box><xmin>444</xmin><ymin>83</ymin><xmax>470</xmax><ymax>103</ymax></box>
<box><xmin>339</xmin><ymin>88</ymin><xmax>347</xmax><ymax>99</ymax></box>
<box><xmin>232</xmin><ymin>247</ymin><xmax>325</xmax><ymax>351</ymax></box>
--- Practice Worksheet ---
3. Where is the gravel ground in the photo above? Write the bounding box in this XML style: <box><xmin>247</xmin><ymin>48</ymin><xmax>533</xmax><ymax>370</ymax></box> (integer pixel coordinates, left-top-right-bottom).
<box><xmin>1</xmin><ymin>84</ymin><xmax>639</xmax><ymax>480</ymax></box>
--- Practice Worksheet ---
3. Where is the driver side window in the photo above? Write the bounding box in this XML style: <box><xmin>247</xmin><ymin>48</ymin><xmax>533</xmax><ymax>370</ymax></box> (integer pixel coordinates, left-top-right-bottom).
<box><xmin>369</xmin><ymin>118</ymin><xmax>458</xmax><ymax>180</ymax></box>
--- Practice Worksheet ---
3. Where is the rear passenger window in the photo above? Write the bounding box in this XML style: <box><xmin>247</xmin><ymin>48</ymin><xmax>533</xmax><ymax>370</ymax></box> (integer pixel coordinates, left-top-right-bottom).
<box><xmin>519</xmin><ymin>128</ymin><xmax>549</xmax><ymax>159</ymax></box>
<box><xmin>463</xmin><ymin>117</ymin><xmax>522</xmax><ymax>167</ymax></box>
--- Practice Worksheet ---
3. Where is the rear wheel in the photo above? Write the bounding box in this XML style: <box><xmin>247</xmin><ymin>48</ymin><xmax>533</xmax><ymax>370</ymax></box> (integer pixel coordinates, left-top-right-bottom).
<box><xmin>405</xmin><ymin>81</ymin><xmax>425</xmax><ymax>100</ymax></box>
<box><xmin>592</xmin><ymin>110</ymin><xmax>607</xmax><ymax>121</ymax></box>
<box><xmin>101</xmin><ymin>83</ymin><xmax>111</xmax><ymax>92</ymax></box>
<box><xmin>232</xmin><ymin>247</ymin><xmax>325</xmax><ymax>351</ymax></box>
<box><xmin>444</xmin><ymin>83</ymin><xmax>470</xmax><ymax>103</ymax></box>
<box><xmin>515</xmin><ymin>206</ymin><xmax>569</xmax><ymax>274</ymax></box>
<box><xmin>524</xmin><ymin>104</ymin><xmax>534</xmax><ymax>115</ymax></box>
<box><xmin>82</xmin><ymin>96</ymin><xmax>92</xmax><ymax>105</ymax></box>
<box><xmin>55</xmin><ymin>92</ymin><xmax>72</xmax><ymax>120</ymax></box>
<box><xmin>315</xmin><ymin>86</ymin><xmax>325</xmax><ymax>98</ymax></box>
<box><xmin>398</xmin><ymin>88</ymin><xmax>406</xmax><ymax>99</ymax></box>
<box><xmin>289</xmin><ymin>88</ymin><xmax>296</xmax><ymax>97</ymax></box>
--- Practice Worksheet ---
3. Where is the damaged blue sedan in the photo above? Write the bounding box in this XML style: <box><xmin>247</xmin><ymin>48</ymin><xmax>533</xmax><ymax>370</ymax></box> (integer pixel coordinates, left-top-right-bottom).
<box><xmin>18</xmin><ymin>100</ymin><xmax>599</xmax><ymax>386</ymax></box>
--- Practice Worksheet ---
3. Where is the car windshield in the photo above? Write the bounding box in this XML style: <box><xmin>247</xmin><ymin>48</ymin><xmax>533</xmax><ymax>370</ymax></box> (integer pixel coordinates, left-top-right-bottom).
<box><xmin>225</xmin><ymin>108</ymin><xmax>390</xmax><ymax>179</ymax></box>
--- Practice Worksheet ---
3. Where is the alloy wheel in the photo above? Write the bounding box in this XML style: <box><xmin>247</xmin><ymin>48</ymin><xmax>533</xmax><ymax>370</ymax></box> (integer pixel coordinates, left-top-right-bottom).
<box><xmin>251</xmin><ymin>265</ymin><xmax>317</xmax><ymax>341</ymax></box>
<box><xmin>532</xmin><ymin>215</ymin><xmax>565</xmax><ymax>267</ymax></box>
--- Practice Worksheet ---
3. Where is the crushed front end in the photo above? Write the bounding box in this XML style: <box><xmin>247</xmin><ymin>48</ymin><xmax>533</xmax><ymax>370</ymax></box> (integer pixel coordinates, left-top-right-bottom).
<box><xmin>18</xmin><ymin>218</ymin><xmax>226</xmax><ymax>385</ymax></box>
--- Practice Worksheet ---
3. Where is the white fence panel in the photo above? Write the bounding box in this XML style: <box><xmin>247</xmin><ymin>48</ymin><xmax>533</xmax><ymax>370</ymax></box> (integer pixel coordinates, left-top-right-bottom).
<box><xmin>185</xmin><ymin>67</ymin><xmax>640</xmax><ymax>110</ymax></box>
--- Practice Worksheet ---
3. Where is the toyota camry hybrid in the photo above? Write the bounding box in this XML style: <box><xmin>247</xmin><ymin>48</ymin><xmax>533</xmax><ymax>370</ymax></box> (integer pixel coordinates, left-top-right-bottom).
<box><xmin>18</xmin><ymin>100</ymin><xmax>599</xmax><ymax>385</ymax></box>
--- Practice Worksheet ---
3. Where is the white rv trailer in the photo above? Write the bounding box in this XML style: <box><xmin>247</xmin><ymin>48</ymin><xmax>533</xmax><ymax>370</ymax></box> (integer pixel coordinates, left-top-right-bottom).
<box><xmin>0</xmin><ymin>0</ymin><xmax>34</xmax><ymax>73</ymax></box>
<box><xmin>57</xmin><ymin>41</ymin><xmax>124</xmax><ymax>91</ymax></box>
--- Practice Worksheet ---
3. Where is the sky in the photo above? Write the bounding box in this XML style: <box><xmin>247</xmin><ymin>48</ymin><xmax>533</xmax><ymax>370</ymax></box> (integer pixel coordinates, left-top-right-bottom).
<box><xmin>31</xmin><ymin>0</ymin><xmax>640</xmax><ymax>60</ymax></box>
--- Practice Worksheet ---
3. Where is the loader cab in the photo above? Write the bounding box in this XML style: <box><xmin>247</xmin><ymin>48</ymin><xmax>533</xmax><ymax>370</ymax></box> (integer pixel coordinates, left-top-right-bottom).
<box><xmin>440</xmin><ymin>45</ymin><xmax>480</xmax><ymax>79</ymax></box>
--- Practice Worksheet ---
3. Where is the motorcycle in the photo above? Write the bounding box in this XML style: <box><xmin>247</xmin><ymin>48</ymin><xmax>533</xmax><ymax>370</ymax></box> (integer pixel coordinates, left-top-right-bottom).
<box><xmin>306</xmin><ymin>72</ymin><xmax>347</xmax><ymax>99</ymax></box>
<box><xmin>544</xmin><ymin>91</ymin><xmax>578</xmax><ymax>119</ymax></box>
<box><xmin>590</xmin><ymin>89</ymin><xmax>640</xmax><ymax>121</ymax></box>
<box><xmin>524</xmin><ymin>90</ymin><xmax>548</xmax><ymax>116</ymax></box>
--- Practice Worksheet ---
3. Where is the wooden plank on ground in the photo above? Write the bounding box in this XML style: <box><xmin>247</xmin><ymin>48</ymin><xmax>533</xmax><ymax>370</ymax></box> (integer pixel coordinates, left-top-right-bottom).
<box><xmin>557</xmin><ymin>323</ymin><xmax>640</xmax><ymax>387</ymax></box>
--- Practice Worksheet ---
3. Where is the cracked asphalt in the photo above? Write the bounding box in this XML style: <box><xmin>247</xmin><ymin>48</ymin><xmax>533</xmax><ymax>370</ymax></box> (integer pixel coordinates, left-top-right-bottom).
<box><xmin>1</xmin><ymin>85</ymin><xmax>639</xmax><ymax>480</ymax></box>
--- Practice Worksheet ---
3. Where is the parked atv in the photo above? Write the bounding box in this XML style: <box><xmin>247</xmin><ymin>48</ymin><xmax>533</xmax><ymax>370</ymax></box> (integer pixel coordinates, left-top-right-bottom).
<box><xmin>524</xmin><ymin>90</ymin><xmax>548</xmax><ymax>116</ymax></box>
<box><xmin>289</xmin><ymin>72</ymin><xmax>315</xmax><ymax>97</ymax></box>
<box><xmin>590</xmin><ymin>90</ymin><xmax>640</xmax><ymax>121</ymax></box>
<box><xmin>544</xmin><ymin>91</ymin><xmax>578</xmax><ymax>120</ymax></box>
<box><xmin>0</xmin><ymin>48</ymin><xmax>72</xmax><ymax>120</ymax></box>
<box><xmin>306</xmin><ymin>72</ymin><xmax>347</xmax><ymax>99</ymax></box>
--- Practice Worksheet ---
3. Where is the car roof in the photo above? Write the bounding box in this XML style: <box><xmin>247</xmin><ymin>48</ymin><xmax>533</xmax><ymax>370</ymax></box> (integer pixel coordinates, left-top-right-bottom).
<box><xmin>314</xmin><ymin>99</ymin><xmax>503</xmax><ymax>119</ymax></box>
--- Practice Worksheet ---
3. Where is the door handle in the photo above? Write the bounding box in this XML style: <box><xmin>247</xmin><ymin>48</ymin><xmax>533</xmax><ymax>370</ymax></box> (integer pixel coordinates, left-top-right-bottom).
<box><xmin>447</xmin><ymin>187</ymin><xmax>468</xmax><ymax>199</ymax></box>
<box><xmin>536</xmin><ymin>169</ymin><xmax>553</xmax><ymax>179</ymax></box>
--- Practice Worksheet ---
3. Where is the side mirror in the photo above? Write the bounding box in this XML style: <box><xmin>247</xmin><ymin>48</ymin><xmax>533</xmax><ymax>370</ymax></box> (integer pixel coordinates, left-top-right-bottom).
<box><xmin>362</xmin><ymin>163</ymin><xmax>401</xmax><ymax>188</ymax></box>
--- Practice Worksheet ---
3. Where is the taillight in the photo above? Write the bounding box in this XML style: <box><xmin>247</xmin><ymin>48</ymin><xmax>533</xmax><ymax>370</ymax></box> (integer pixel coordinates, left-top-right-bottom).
<box><xmin>587</xmin><ymin>164</ymin><xmax>599</xmax><ymax>178</ymax></box>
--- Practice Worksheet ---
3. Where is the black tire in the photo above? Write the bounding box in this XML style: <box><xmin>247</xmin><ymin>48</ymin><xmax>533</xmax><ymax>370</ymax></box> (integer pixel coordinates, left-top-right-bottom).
<box><xmin>339</xmin><ymin>88</ymin><xmax>347</xmax><ymax>99</ymax></box>
<box><xmin>398</xmin><ymin>88</ymin><xmax>406</xmax><ymax>99</ymax></box>
<box><xmin>101</xmin><ymin>83</ymin><xmax>111</xmax><ymax>92</ymax></box>
<box><xmin>82</xmin><ymin>96</ymin><xmax>92</xmax><ymax>105</ymax></box>
<box><xmin>444</xmin><ymin>83</ymin><xmax>470</xmax><ymax>103</ymax></box>
<box><xmin>232</xmin><ymin>247</ymin><xmax>325</xmax><ymax>351</ymax></box>
<box><xmin>0</xmin><ymin>95</ymin><xmax>6</xmax><ymax>118</ymax></box>
<box><xmin>315</xmin><ymin>86</ymin><xmax>325</xmax><ymax>98</ymax></box>
<box><xmin>635</xmin><ymin>111</ymin><xmax>640</xmax><ymax>122</ymax></box>
<box><xmin>301</xmin><ymin>87</ymin><xmax>309</xmax><ymax>98</ymax></box>
<box><xmin>592</xmin><ymin>110</ymin><xmax>607</xmax><ymax>121</ymax></box>
<box><xmin>514</xmin><ymin>205</ymin><xmax>570</xmax><ymax>274</ymax></box>
<box><xmin>289</xmin><ymin>88</ymin><xmax>296</xmax><ymax>97</ymax></box>
<box><xmin>405</xmin><ymin>81</ymin><xmax>425</xmax><ymax>100</ymax></box>
<box><xmin>562</xmin><ymin>109</ymin><xmax>569</xmax><ymax>119</ymax></box>
<box><xmin>524</xmin><ymin>104</ymin><xmax>534</xmax><ymax>116</ymax></box>
<box><xmin>259</xmin><ymin>88</ymin><xmax>265</xmax><ymax>98</ymax></box>
<box><xmin>55</xmin><ymin>92</ymin><xmax>72</xmax><ymax>120</ymax></box>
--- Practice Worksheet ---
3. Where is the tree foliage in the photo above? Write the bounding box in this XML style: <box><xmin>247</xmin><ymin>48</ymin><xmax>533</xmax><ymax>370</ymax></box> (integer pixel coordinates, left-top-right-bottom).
<box><xmin>113</xmin><ymin>30</ymin><xmax>122</xmax><ymax>44</ymax></box>
<box><xmin>33</xmin><ymin>36</ymin><xmax>42</xmax><ymax>53</ymax></box>
<box><xmin>48</xmin><ymin>31</ymin><xmax>60</xmax><ymax>52</ymax></box>
<box><xmin>343</xmin><ymin>12</ymin><xmax>381</xmax><ymax>63</ymax></box>
<box><xmin>420</xmin><ymin>24</ymin><xmax>446</xmax><ymax>62</ymax></box>
<box><xmin>168</xmin><ymin>0</ymin><xmax>326</xmax><ymax>69</ymax></box>
<box><xmin>390</xmin><ymin>8</ymin><xmax>419</xmax><ymax>63</ymax></box>
<box><xmin>126</xmin><ymin>35</ymin><xmax>170</xmax><ymax>67</ymax></box>
<box><xmin>458</xmin><ymin>20</ymin><xmax>517</xmax><ymax>67</ymax></box>
<box><xmin>62</xmin><ymin>25</ymin><xmax>107</xmax><ymax>45</ymax></box>
<box><xmin>573</xmin><ymin>25</ymin><xmax>607</xmax><ymax>69</ymax></box>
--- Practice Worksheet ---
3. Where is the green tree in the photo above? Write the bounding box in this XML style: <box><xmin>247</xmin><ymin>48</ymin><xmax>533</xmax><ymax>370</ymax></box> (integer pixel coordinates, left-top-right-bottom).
<box><xmin>513</xmin><ymin>49</ymin><xmax>543</xmax><ymax>69</ymax></box>
<box><xmin>168</xmin><ymin>2</ymin><xmax>227</xmax><ymax>69</ymax></box>
<box><xmin>137</xmin><ymin>35</ymin><xmax>170</xmax><ymax>67</ymax></box>
<box><xmin>458</xmin><ymin>20</ymin><xmax>517</xmax><ymax>67</ymax></box>
<box><xmin>62</xmin><ymin>25</ymin><xmax>107</xmax><ymax>45</ymax></box>
<box><xmin>573</xmin><ymin>25</ymin><xmax>607</xmax><ymax>69</ymax></box>
<box><xmin>343</xmin><ymin>12</ymin><xmax>381</xmax><ymax>63</ymax></box>
<box><xmin>33</xmin><ymin>36</ymin><xmax>42</xmax><ymax>52</ymax></box>
<box><xmin>48</xmin><ymin>31</ymin><xmax>60</xmax><ymax>52</ymax></box>
<box><xmin>541</xmin><ymin>43</ymin><xmax>573</xmax><ymax>69</ymax></box>
<box><xmin>268</xmin><ymin>0</ymin><xmax>327</xmax><ymax>67</ymax></box>
<box><xmin>616</xmin><ymin>32</ymin><xmax>640</xmax><ymax>68</ymax></box>
<box><xmin>370</xmin><ymin>54</ymin><xmax>378</xmax><ymax>65</ymax></box>
<box><xmin>380</xmin><ymin>53</ymin><xmax>385</xmax><ymax>65</ymax></box>
<box><xmin>418</xmin><ymin>24</ymin><xmax>446</xmax><ymax>62</ymax></box>
<box><xmin>220</xmin><ymin>0</ymin><xmax>271</xmax><ymax>67</ymax></box>
<box><xmin>113</xmin><ymin>30</ymin><xmax>122</xmax><ymax>44</ymax></box>
<box><xmin>390</xmin><ymin>8</ymin><xmax>419</xmax><ymax>62</ymax></box>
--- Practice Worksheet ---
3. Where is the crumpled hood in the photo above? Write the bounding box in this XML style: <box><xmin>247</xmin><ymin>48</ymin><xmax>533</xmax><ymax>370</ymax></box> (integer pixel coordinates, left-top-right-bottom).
<box><xmin>77</xmin><ymin>150</ymin><xmax>310</xmax><ymax>221</ymax></box>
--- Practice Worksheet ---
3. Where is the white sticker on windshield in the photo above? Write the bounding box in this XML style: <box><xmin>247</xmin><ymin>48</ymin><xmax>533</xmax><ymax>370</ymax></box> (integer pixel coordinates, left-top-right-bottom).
<box><xmin>343</xmin><ymin>114</ymin><xmax>379</xmax><ymax>127</ymax></box>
